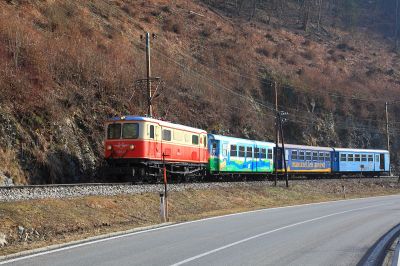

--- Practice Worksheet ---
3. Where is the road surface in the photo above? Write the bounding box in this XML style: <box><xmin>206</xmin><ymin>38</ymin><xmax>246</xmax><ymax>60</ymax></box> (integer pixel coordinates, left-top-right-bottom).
<box><xmin>2</xmin><ymin>194</ymin><xmax>400</xmax><ymax>266</ymax></box>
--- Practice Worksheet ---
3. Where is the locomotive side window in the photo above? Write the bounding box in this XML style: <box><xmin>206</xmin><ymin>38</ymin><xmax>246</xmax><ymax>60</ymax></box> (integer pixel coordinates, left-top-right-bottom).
<box><xmin>348</xmin><ymin>154</ymin><xmax>354</xmax><ymax>161</ymax></box>
<box><xmin>355</xmin><ymin>154</ymin><xmax>360</xmax><ymax>162</ymax></box>
<box><xmin>203</xmin><ymin>136</ymin><xmax>207</xmax><ymax>148</ymax></box>
<box><xmin>267</xmin><ymin>149</ymin><xmax>273</xmax><ymax>159</ymax></box>
<box><xmin>107</xmin><ymin>123</ymin><xmax>121</xmax><ymax>139</ymax></box>
<box><xmin>162</xmin><ymin>129</ymin><xmax>172</xmax><ymax>141</ymax></box>
<box><xmin>368</xmin><ymin>155</ymin><xmax>373</xmax><ymax>162</ymax></box>
<box><xmin>230</xmin><ymin>145</ymin><xmax>237</xmax><ymax>156</ymax></box>
<box><xmin>238</xmin><ymin>146</ymin><xmax>245</xmax><ymax>157</ymax></box>
<box><xmin>291</xmin><ymin>150</ymin><xmax>298</xmax><ymax>160</ymax></box>
<box><xmin>192</xmin><ymin>135</ymin><xmax>199</xmax><ymax>145</ymax></box>
<box><xmin>122</xmin><ymin>123</ymin><xmax>139</xmax><ymax>139</ymax></box>
<box><xmin>149</xmin><ymin>125</ymin><xmax>155</xmax><ymax>139</ymax></box>
<box><xmin>340</xmin><ymin>154</ymin><xmax>346</xmax><ymax>161</ymax></box>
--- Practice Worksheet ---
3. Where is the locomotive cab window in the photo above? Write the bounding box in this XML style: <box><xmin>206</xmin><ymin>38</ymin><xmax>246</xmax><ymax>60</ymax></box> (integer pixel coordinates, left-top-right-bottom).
<box><xmin>162</xmin><ymin>129</ymin><xmax>172</xmax><ymax>141</ymax></box>
<box><xmin>107</xmin><ymin>123</ymin><xmax>121</xmax><ymax>139</ymax></box>
<box><xmin>192</xmin><ymin>135</ymin><xmax>199</xmax><ymax>145</ymax></box>
<box><xmin>203</xmin><ymin>136</ymin><xmax>207</xmax><ymax>148</ymax></box>
<box><xmin>122</xmin><ymin>123</ymin><xmax>139</xmax><ymax>139</ymax></box>
<box><xmin>230</xmin><ymin>145</ymin><xmax>237</xmax><ymax>157</ymax></box>
<box><xmin>291</xmin><ymin>150</ymin><xmax>298</xmax><ymax>160</ymax></box>
<box><xmin>149</xmin><ymin>125</ymin><xmax>155</xmax><ymax>139</ymax></box>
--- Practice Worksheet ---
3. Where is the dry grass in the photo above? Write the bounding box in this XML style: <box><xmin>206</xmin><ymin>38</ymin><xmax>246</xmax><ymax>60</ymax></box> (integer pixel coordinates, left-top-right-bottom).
<box><xmin>0</xmin><ymin>179</ymin><xmax>399</xmax><ymax>255</ymax></box>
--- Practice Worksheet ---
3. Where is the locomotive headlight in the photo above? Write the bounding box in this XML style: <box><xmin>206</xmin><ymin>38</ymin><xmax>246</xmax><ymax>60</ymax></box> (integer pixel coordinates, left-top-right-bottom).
<box><xmin>107</xmin><ymin>145</ymin><xmax>112</xmax><ymax>151</ymax></box>
<box><xmin>129</xmin><ymin>144</ymin><xmax>135</xmax><ymax>150</ymax></box>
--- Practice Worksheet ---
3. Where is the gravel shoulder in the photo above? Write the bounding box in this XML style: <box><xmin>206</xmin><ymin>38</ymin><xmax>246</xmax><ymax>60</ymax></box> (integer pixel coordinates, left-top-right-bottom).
<box><xmin>0</xmin><ymin>178</ymin><xmax>399</xmax><ymax>256</ymax></box>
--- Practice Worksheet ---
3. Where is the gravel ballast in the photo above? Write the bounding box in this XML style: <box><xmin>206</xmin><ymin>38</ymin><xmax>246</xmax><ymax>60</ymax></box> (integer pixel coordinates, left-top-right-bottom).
<box><xmin>0</xmin><ymin>178</ymin><xmax>398</xmax><ymax>202</ymax></box>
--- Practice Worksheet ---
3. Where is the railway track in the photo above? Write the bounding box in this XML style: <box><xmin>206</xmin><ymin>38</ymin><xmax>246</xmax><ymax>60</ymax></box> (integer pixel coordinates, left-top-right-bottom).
<box><xmin>0</xmin><ymin>177</ymin><xmax>398</xmax><ymax>202</ymax></box>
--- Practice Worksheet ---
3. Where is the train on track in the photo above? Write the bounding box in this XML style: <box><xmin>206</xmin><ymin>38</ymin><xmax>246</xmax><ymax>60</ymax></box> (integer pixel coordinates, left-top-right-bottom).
<box><xmin>104</xmin><ymin>116</ymin><xmax>390</xmax><ymax>182</ymax></box>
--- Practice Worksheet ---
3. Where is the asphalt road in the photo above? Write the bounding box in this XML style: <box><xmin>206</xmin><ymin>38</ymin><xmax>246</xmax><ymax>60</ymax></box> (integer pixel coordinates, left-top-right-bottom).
<box><xmin>2</xmin><ymin>194</ymin><xmax>400</xmax><ymax>266</ymax></box>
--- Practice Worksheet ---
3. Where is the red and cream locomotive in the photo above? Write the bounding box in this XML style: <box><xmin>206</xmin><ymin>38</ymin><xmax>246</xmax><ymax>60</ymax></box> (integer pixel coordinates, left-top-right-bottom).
<box><xmin>104</xmin><ymin>116</ymin><xmax>208</xmax><ymax>181</ymax></box>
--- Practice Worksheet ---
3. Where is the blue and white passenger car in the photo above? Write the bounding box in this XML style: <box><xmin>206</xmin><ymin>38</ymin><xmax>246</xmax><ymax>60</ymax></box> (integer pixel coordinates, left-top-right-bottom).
<box><xmin>332</xmin><ymin>148</ymin><xmax>390</xmax><ymax>175</ymax></box>
<box><xmin>276</xmin><ymin>144</ymin><xmax>333</xmax><ymax>174</ymax></box>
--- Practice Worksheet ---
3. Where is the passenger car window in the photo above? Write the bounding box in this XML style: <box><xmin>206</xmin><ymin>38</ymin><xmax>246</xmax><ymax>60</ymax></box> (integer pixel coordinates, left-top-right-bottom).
<box><xmin>122</xmin><ymin>123</ymin><xmax>139</xmax><ymax>139</ymax></box>
<box><xmin>291</xmin><ymin>150</ymin><xmax>298</xmax><ymax>160</ymax></box>
<box><xmin>340</xmin><ymin>154</ymin><xmax>347</xmax><ymax>161</ymax></box>
<box><xmin>107</xmin><ymin>123</ymin><xmax>121</xmax><ymax>139</ymax></box>
<box><xmin>267</xmin><ymin>149</ymin><xmax>273</xmax><ymax>159</ymax></box>
<box><xmin>312</xmin><ymin>152</ymin><xmax>318</xmax><ymax>161</ymax></box>
<box><xmin>238</xmin><ymin>146</ymin><xmax>245</xmax><ymax>157</ymax></box>
<box><xmin>355</xmin><ymin>154</ymin><xmax>361</xmax><ymax>162</ymax></box>
<box><xmin>361</xmin><ymin>154</ymin><xmax>367</xmax><ymax>162</ymax></box>
<box><xmin>306</xmin><ymin>151</ymin><xmax>312</xmax><ymax>161</ymax></box>
<box><xmin>348</xmin><ymin>154</ymin><xmax>354</xmax><ymax>161</ymax></box>
<box><xmin>230</xmin><ymin>145</ymin><xmax>237</xmax><ymax>157</ymax></box>
<box><xmin>368</xmin><ymin>155</ymin><xmax>373</xmax><ymax>162</ymax></box>
<box><xmin>299</xmin><ymin>151</ymin><xmax>305</xmax><ymax>160</ymax></box>
<box><xmin>246</xmin><ymin>147</ymin><xmax>253</xmax><ymax>158</ymax></box>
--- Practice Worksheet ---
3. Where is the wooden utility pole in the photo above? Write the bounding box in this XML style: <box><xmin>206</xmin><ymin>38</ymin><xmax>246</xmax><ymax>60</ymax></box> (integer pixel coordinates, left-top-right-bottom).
<box><xmin>274</xmin><ymin>81</ymin><xmax>279</xmax><ymax>186</ymax></box>
<box><xmin>278</xmin><ymin>112</ymin><xmax>289</xmax><ymax>188</ymax></box>
<box><xmin>146</xmin><ymin>32</ymin><xmax>153</xmax><ymax>117</ymax></box>
<box><xmin>385</xmin><ymin>102</ymin><xmax>391</xmax><ymax>176</ymax></box>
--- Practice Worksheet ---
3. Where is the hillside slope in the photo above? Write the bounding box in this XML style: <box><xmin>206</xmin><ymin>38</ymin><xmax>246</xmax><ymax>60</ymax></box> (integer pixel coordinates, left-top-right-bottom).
<box><xmin>0</xmin><ymin>0</ymin><xmax>399</xmax><ymax>184</ymax></box>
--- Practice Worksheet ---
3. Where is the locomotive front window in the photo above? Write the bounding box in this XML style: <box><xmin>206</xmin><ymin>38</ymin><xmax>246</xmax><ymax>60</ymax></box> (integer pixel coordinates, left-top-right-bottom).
<box><xmin>107</xmin><ymin>123</ymin><xmax>122</xmax><ymax>139</ymax></box>
<box><xmin>122</xmin><ymin>123</ymin><xmax>139</xmax><ymax>139</ymax></box>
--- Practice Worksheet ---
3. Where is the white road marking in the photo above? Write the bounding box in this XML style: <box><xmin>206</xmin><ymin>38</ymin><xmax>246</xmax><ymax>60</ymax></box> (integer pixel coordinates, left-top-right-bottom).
<box><xmin>170</xmin><ymin>203</ymin><xmax>386</xmax><ymax>266</ymax></box>
<box><xmin>0</xmin><ymin>194</ymin><xmax>398</xmax><ymax>265</ymax></box>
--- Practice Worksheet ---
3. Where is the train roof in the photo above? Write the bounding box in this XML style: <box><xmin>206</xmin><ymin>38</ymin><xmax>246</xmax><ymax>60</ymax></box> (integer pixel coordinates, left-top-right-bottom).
<box><xmin>208</xmin><ymin>134</ymin><xmax>275</xmax><ymax>146</ymax></box>
<box><xmin>107</xmin><ymin>116</ymin><xmax>207</xmax><ymax>134</ymax></box>
<box><xmin>280</xmin><ymin>144</ymin><xmax>333</xmax><ymax>151</ymax></box>
<box><xmin>333</xmin><ymin>148</ymin><xmax>389</xmax><ymax>153</ymax></box>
